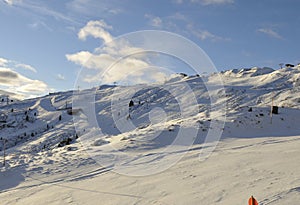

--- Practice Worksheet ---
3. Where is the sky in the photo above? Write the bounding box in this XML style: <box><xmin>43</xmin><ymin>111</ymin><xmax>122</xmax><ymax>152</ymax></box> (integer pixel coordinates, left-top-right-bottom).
<box><xmin>0</xmin><ymin>0</ymin><xmax>300</xmax><ymax>98</ymax></box>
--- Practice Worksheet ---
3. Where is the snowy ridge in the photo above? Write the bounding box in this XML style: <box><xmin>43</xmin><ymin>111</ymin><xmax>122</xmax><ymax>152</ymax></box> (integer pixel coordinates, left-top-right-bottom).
<box><xmin>0</xmin><ymin>66</ymin><xmax>300</xmax><ymax>204</ymax></box>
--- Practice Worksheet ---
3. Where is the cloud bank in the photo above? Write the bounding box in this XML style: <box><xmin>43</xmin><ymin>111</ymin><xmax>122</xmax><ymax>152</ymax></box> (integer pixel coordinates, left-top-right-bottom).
<box><xmin>0</xmin><ymin>67</ymin><xmax>48</xmax><ymax>98</ymax></box>
<box><xmin>0</xmin><ymin>57</ymin><xmax>50</xmax><ymax>98</ymax></box>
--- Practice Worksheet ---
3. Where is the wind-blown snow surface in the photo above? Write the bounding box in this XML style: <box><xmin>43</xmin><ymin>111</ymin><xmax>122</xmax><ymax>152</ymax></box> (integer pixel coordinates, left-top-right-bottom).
<box><xmin>1</xmin><ymin>66</ymin><xmax>300</xmax><ymax>204</ymax></box>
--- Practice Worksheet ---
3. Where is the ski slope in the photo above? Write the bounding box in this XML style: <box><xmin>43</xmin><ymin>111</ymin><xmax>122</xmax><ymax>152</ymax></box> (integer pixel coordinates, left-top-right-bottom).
<box><xmin>0</xmin><ymin>66</ymin><xmax>300</xmax><ymax>204</ymax></box>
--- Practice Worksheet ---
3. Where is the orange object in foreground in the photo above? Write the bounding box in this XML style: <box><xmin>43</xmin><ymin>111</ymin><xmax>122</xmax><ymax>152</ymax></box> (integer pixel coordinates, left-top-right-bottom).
<box><xmin>248</xmin><ymin>196</ymin><xmax>258</xmax><ymax>205</ymax></box>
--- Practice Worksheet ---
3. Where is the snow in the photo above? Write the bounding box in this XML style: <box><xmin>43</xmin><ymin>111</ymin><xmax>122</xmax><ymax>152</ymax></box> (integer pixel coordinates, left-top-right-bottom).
<box><xmin>0</xmin><ymin>66</ymin><xmax>300</xmax><ymax>204</ymax></box>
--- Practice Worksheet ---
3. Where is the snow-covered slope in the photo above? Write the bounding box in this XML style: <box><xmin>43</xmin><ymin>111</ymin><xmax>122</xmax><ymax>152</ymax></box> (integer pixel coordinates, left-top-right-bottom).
<box><xmin>0</xmin><ymin>66</ymin><xmax>300</xmax><ymax>204</ymax></box>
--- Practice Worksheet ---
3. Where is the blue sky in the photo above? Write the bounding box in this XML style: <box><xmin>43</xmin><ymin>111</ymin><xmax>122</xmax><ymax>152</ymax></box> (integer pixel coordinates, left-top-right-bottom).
<box><xmin>0</xmin><ymin>0</ymin><xmax>299</xmax><ymax>98</ymax></box>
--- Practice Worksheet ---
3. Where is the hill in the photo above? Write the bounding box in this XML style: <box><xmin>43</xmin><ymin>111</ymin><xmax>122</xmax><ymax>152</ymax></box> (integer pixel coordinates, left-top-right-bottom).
<box><xmin>0</xmin><ymin>66</ymin><xmax>300</xmax><ymax>204</ymax></box>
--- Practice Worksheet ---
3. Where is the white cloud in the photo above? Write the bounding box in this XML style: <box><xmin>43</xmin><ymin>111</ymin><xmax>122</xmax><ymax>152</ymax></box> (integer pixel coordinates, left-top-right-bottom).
<box><xmin>78</xmin><ymin>20</ymin><xmax>113</xmax><ymax>43</ymax></box>
<box><xmin>16</xmin><ymin>63</ymin><xmax>37</xmax><ymax>73</ymax></box>
<box><xmin>56</xmin><ymin>74</ymin><xmax>65</xmax><ymax>81</ymax></box>
<box><xmin>0</xmin><ymin>58</ymin><xmax>8</xmax><ymax>66</ymax></box>
<box><xmin>66</xmin><ymin>20</ymin><xmax>170</xmax><ymax>85</ymax></box>
<box><xmin>195</xmin><ymin>30</ymin><xmax>221</xmax><ymax>41</ymax></box>
<box><xmin>66</xmin><ymin>50</ymin><xmax>154</xmax><ymax>84</ymax></box>
<box><xmin>66</xmin><ymin>52</ymin><xmax>115</xmax><ymax>70</ymax></box>
<box><xmin>4</xmin><ymin>0</ymin><xmax>78</xmax><ymax>24</ymax></box>
<box><xmin>26</xmin><ymin>3</ymin><xmax>78</xmax><ymax>24</ymax></box>
<box><xmin>144</xmin><ymin>13</ymin><xmax>192</xmax><ymax>35</ymax></box>
<box><xmin>67</xmin><ymin>0</ymin><xmax>90</xmax><ymax>13</ymax></box>
<box><xmin>28</xmin><ymin>20</ymin><xmax>53</xmax><ymax>32</ymax></box>
<box><xmin>108</xmin><ymin>8</ymin><xmax>122</xmax><ymax>15</ymax></box>
<box><xmin>145</xmin><ymin>14</ymin><xmax>163</xmax><ymax>28</ymax></box>
<box><xmin>0</xmin><ymin>67</ymin><xmax>49</xmax><ymax>98</ymax></box>
<box><xmin>80</xmin><ymin>55</ymin><xmax>152</xmax><ymax>84</ymax></box>
<box><xmin>151</xmin><ymin>17</ymin><xmax>163</xmax><ymax>27</ymax></box>
<box><xmin>0</xmin><ymin>57</ymin><xmax>49</xmax><ymax>98</ymax></box>
<box><xmin>67</xmin><ymin>0</ymin><xmax>122</xmax><ymax>17</ymax></box>
<box><xmin>16</xmin><ymin>80</ymin><xmax>48</xmax><ymax>93</ymax></box>
<box><xmin>187</xmin><ymin>24</ymin><xmax>230</xmax><ymax>42</ymax></box>
<box><xmin>257</xmin><ymin>28</ymin><xmax>283</xmax><ymax>40</ymax></box>
<box><xmin>0</xmin><ymin>57</ymin><xmax>37</xmax><ymax>73</ymax></box>
<box><xmin>66</xmin><ymin>51</ymin><xmax>92</xmax><ymax>67</ymax></box>
<box><xmin>3</xmin><ymin>0</ymin><xmax>15</xmax><ymax>5</ymax></box>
